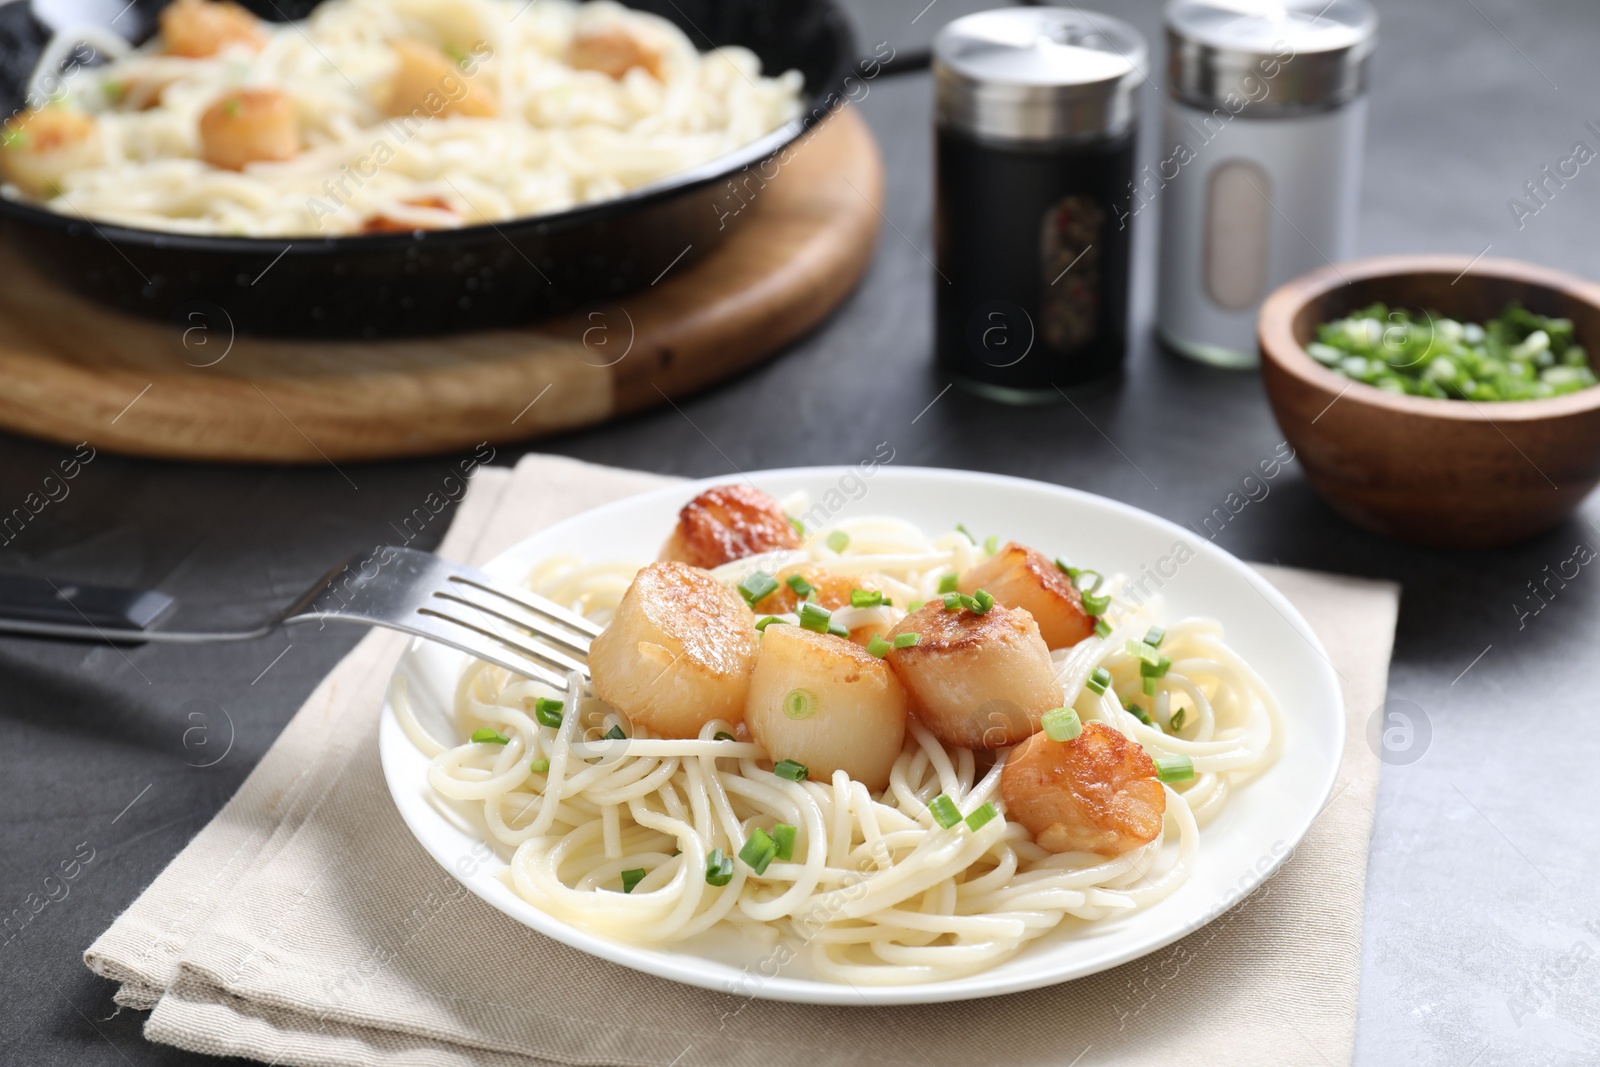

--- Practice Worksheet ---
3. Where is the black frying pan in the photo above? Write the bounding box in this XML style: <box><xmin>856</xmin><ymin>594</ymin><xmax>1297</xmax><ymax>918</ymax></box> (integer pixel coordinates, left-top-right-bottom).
<box><xmin>0</xmin><ymin>0</ymin><xmax>857</xmax><ymax>337</ymax></box>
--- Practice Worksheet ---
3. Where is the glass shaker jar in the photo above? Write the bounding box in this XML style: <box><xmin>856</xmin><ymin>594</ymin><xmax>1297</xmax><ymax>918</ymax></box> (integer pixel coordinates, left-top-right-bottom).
<box><xmin>933</xmin><ymin>8</ymin><xmax>1147</xmax><ymax>402</ymax></box>
<box><xmin>1156</xmin><ymin>0</ymin><xmax>1378</xmax><ymax>368</ymax></box>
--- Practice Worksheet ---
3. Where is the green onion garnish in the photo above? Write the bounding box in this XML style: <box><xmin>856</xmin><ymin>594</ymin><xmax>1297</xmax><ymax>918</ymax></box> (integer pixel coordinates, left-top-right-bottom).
<box><xmin>1085</xmin><ymin>667</ymin><xmax>1112</xmax><ymax>695</ymax></box>
<box><xmin>955</xmin><ymin>523</ymin><xmax>975</xmax><ymax>543</ymax></box>
<box><xmin>620</xmin><ymin>867</ymin><xmax>646</xmax><ymax>893</ymax></box>
<box><xmin>783</xmin><ymin>688</ymin><xmax>815</xmax><ymax>720</ymax></box>
<box><xmin>755</xmin><ymin>615</ymin><xmax>787</xmax><ymax>631</ymax></box>
<box><xmin>1143</xmin><ymin>626</ymin><xmax>1166</xmax><ymax>648</ymax></box>
<box><xmin>534</xmin><ymin>697</ymin><xmax>564</xmax><ymax>729</ymax></box>
<box><xmin>1082</xmin><ymin>590</ymin><xmax>1112</xmax><ymax>615</ymax></box>
<box><xmin>773</xmin><ymin>759</ymin><xmax>809</xmax><ymax>782</ymax></box>
<box><xmin>1041</xmin><ymin>707</ymin><xmax>1082</xmax><ymax>742</ymax></box>
<box><xmin>826</xmin><ymin>530</ymin><xmax>850</xmax><ymax>553</ymax></box>
<box><xmin>529</xmin><ymin>758</ymin><xmax>550</xmax><ymax>774</ymax></box>
<box><xmin>713</xmin><ymin>731</ymin><xmax>736</xmax><ymax>741</ymax></box>
<box><xmin>937</xmin><ymin>573</ymin><xmax>959</xmax><ymax>594</ymax></box>
<box><xmin>604</xmin><ymin>724</ymin><xmax>626</xmax><ymax>740</ymax></box>
<box><xmin>739</xmin><ymin>828</ymin><xmax>778</xmax><ymax>873</ymax></box>
<box><xmin>1139</xmin><ymin>655</ymin><xmax>1172</xmax><ymax>680</ymax></box>
<box><xmin>705</xmin><ymin>848</ymin><xmax>734</xmax><ymax>886</ymax></box>
<box><xmin>907</xmin><ymin>600</ymin><xmax>925</xmax><ymax>612</ymax></box>
<box><xmin>772</xmin><ymin>822</ymin><xmax>797</xmax><ymax>861</ymax></box>
<box><xmin>798</xmin><ymin>601</ymin><xmax>833</xmax><ymax>633</ymax></box>
<box><xmin>470</xmin><ymin>727</ymin><xmax>510</xmax><ymax>745</ymax></box>
<box><xmin>983</xmin><ymin>535</ymin><xmax>999</xmax><ymax>554</ymax></box>
<box><xmin>827</xmin><ymin>620</ymin><xmax>851</xmax><ymax>638</ymax></box>
<box><xmin>971</xmin><ymin>588</ymin><xmax>994</xmax><ymax>615</ymax></box>
<box><xmin>943</xmin><ymin>592</ymin><xmax>963</xmax><ymax>611</ymax></box>
<box><xmin>866</xmin><ymin>634</ymin><xmax>891</xmax><ymax>658</ymax></box>
<box><xmin>788</xmin><ymin>515</ymin><xmax>805</xmax><ymax>536</ymax></box>
<box><xmin>893</xmin><ymin>632</ymin><xmax>920</xmax><ymax>648</ymax></box>
<box><xmin>786</xmin><ymin>574</ymin><xmax>814</xmax><ymax>597</ymax></box>
<box><xmin>737</xmin><ymin>570</ymin><xmax>779</xmax><ymax>607</ymax></box>
<box><xmin>1127</xmin><ymin>640</ymin><xmax>1161</xmax><ymax>666</ymax></box>
<box><xmin>1055</xmin><ymin>558</ymin><xmax>1080</xmax><ymax>578</ymax></box>
<box><xmin>1143</xmin><ymin>677</ymin><xmax>1159</xmax><ymax>696</ymax></box>
<box><xmin>1093</xmin><ymin>618</ymin><xmax>1112</xmax><ymax>639</ymax></box>
<box><xmin>1073</xmin><ymin>569</ymin><xmax>1103</xmax><ymax>592</ymax></box>
<box><xmin>928</xmin><ymin>793</ymin><xmax>962</xmax><ymax>828</ymax></box>
<box><xmin>964</xmin><ymin>802</ymin><xmax>998</xmax><ymax>831</ymax></box>
<box><xmin>850</xmin><ymin>588</ymin><xmax>885</xmax><ymax>608</ymax></box>
<box><xmin>1125</xmin><ymin>700</ymin><xmax>1154</xmax><ymax>726</ymax></box>
<box><xmin>1168</xmin><ymin>707</ymin><xmax>1188</xmax><ymax>733</ymax></box>
<box><xmin>1154</xmin><ymin>755</ymin><xmax>1195</xmax><ymax>783</ymax></box>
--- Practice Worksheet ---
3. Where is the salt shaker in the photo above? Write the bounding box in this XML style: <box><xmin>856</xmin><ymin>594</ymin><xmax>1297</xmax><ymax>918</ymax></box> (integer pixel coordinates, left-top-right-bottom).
<box><xmin>933</xmin><ymin>8</ymin><xmax>1147</xmax><ymax>401</ymax></box>
<box><xmin>1155</xmin><ymin>0</ymin><xmax>1378</xmax><ymax>367</ymax></box>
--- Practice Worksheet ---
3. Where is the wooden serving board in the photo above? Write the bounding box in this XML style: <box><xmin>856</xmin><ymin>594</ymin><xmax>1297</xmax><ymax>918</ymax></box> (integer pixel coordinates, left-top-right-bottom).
<box><xmin>0</xmin><ymin>108</ymin><xmax>882</xmax><ymax>463</ymax></box>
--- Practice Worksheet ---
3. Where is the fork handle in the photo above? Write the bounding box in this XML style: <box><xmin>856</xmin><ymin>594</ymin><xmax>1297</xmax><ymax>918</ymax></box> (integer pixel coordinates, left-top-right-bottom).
<box><xmin>0</xmin><ymin>572</ymin><xmax>174</xmax><ymax>633</ymax></box>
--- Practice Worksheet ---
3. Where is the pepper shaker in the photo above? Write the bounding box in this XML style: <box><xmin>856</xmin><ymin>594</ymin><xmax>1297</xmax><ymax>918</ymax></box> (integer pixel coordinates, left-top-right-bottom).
<box><xmin>1155</xmin><ymin>0</ymin><xmax>1378</xmax><ymax>367</ymax></box>
<box><xmin>933</xmin><ymin>8</ymin><xmax>1147</xmax><ymax>401</ymax></box>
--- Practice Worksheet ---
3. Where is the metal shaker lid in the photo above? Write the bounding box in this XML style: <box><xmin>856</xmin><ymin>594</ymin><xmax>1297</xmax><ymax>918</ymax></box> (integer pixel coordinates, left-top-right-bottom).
<box><xmin>934</xmin><ymin>7</ymin><xmax>1147</xmax><ymax>144</ymax></box>
<box><xmin>1165</xmin><ymin>0</ymin><xmax>1377</xmax><ymax>115</ymax></box>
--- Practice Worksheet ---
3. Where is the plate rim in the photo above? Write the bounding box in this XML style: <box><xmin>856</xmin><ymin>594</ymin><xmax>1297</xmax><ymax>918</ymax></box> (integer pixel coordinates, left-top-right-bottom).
<box><xmin>378</xmin><ymin>464</ymin><xmax>1345</xmax><ymax>1005</ymax></box>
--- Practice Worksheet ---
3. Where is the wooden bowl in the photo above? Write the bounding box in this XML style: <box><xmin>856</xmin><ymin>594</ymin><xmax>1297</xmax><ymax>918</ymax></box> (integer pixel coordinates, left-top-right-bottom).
<box><xmin>1258</xmin><ymin>254</ymin><xmax>1600</xmax><ymax>549</ymax></box>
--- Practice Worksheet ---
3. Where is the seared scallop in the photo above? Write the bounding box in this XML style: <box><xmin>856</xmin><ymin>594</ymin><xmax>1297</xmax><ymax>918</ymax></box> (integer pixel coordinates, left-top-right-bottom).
<box><xmin>588</xmin><ymin>561</ymin><xmax>758</xmax><ymax>738</ymax></box>
<box><xmin>199</xmin><ymin>89</ymin><xmax>298</xmax><ymax>170</ymax></box>
<box><xmin>884</xmin><ymin>601</ymin><xmax>1060</xmax><ymax>749</ymax></box>
<box><xmin>745</xmin><ymin>625</ymin><xmax>907</xmax><ymax>791</ymax></box>
<box><xmin>958</xmin><ymin>542</ymin><xmax>1094</xmax><ymax>650</ymax></box>
<box><xmin>750</xmin><ymin>564</ymin><xmax>892</xmax><ymax>645</ymax></box>
<box><xmin>1001</xmin><ymin>723</ymin><xmax>1166</xmax><ymax>855</ymax></box>
<box><xmin>567</xmin><ymin>22</ymin><xmax>666</xmax><ymax>80</ymax></box>
<box><xmin>659</xmin><ymin>484</ymin><xmax>800</xmax><ymax>569</ymax></box>
<box><xmin>0</xmin><ymin>107</ymin><xmax>103</xmax><ymax>198</ymax></box>
<box><xmin>159</xmin><ymin>0</ymin><xmax>264</xmax><ymax>58</ymax></box>
<box><xmin>386</xmin><ymin>38</ymin><xmax>499</xmax><ymax>119</ymax></box>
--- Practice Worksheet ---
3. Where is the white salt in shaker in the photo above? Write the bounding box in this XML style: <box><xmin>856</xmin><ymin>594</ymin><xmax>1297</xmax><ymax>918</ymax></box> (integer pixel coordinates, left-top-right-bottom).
<box><xmin>1153</xmin><ymin>0</ymin><xmax>1377</xmax><ymax>367</ymax></box>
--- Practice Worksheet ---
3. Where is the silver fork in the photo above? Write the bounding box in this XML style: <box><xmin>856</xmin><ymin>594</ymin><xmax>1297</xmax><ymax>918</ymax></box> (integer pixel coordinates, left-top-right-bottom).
<box><xmin>0</xmin><ymin>547</ymin><xmax>600</xmax><ymax>690</ymax></box>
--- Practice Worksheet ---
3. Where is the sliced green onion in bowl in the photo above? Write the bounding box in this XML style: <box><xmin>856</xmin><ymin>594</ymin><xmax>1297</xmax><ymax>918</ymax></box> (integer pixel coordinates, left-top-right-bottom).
<box><xmin>533</xmin><ymin>697</ymin><xmax>564</xmax><ymax>729</ymax></box>
<box><xmin>798</xmin><ymin>601</ymin><xmax>833</xmax><ymax>634</ymax></box>
<box><xmin>866</xmin><ymin>634</ymin><xmax>891</xmax><ymax>658</ymax></box>
<box><xmin>772</xmin><ymin>823</ymin><xmax>797</xmax><ymax>861</ymax></box>
<box><xmin>705</xmin><ymin>848</ymin><xmax>734</xmax><ymax>886</ymax></box>
<box><xmin>604</xmin><ymin>724</ymin><xmax>626</xmax><ymax>740</ymax></box>
<box><xmin>964</xmin><ymin>802</ymin><xmax>998</xmax><ymax>831</ymax></box>
<box><xmin>470</xmin><ymin>727</ymin><xmax>510</xmax><ymax>745</ymax></box>
<box><xmin>892</xmin><ymin>632</ymin><xmax>920</xmax><ymax>648</ymax></box>
<box><xmin>825</xmin><ymin>530</ymin><xmax>850</xmax><ymax>553</ymax></box>
<box><xmin>786</xmin><ymin>573</ymin><xmax>814</xmax><ymax>597</ymax></box>
<box><xmin>928</xmin><ymin>793</ymin><xmax>961</xmax><ymax>828</ymax></box>
<box><xmin>620</xmin><ymin>867</ymin><xmax>646</xmax><ymax>893</ymax></box>
<box><xmin>783</xmin><ymin>688</ymin><xmax>815</xmax><ymax>720</ymax></box>
<box><xmin>1085</xmin><ymin>666</ymin><xmax>1112</xmax><ymax>695</ymax></box>
<box><xmin>1041</xmin><ymin>706</ymin><xmax>1082</xmax><ymax>742</ymax></box>
<box><xmin>738</xmin><ymin>829</ymin><xmax>778</xmax><ymax>874</ymax></box>
<box><xmin>937</xmin><ymin>573</ymin><xmax>958</xmax><ymax>594</ymax></box>
<box><xmin>1154</xmin><ymin>755</ymin><xmax>1195</xmax><ymax>783</ymax></box>
<box><xmin>773</xmin><ymin>759</ymin><xmax>809</xmax><ymax>782</ymax></box>
<box><xmin>529</xmin><ymin>758</ymin><xmax>550</xmax><ymax>775</ymax></box>
<box><xmin>737</xmin><ymin>570</ymin><xmax>779</xmax><ymax>608</ymax></box>
<box><xmin>850</xmin><ymin>588</ymin><xmax>885</xmax><ymax>608</ymax></box>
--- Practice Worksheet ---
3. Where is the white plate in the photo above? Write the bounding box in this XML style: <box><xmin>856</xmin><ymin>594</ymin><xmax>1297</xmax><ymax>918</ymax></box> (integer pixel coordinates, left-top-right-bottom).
<box><xmin>378</xmin><ymin>466</ymin><xmax>1343</xmax><ymax>1005</ymax></box>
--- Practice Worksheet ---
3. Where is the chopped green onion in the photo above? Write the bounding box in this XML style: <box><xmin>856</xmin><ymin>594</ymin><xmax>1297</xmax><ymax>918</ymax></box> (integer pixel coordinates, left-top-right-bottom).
<box><xmin>1085</xmin><ymin>667</ymin><xmax>1112</xmax><ymax>695</ymax></box>
<box><xmin>773</xmin><ymin>759</ymin><xmax>809</xmax><ymax>782</ymax></box>
<box><xmin>713</xmin><ymin>731</ymin><xmax>737</xmax><ymax>741</ymax></box>
<box><xmin>783</xmin><ymin>688</ymin><xmax>815</xmax><ymax>720</ymax></box>
<box><xmin>826</xmin><ymin>530</ymin><xmax>850</xmax><ymax>553</ymax></box>
<box><xmin>798</xmin><ymin>601</ymin><xmax>834</xmax><ymax>633</ymax></box>
<box><xmin>955</xmin><ymin>523</ymin><xmax>975</xmax><ymax>543</ymax></box>
<box><xmin>1041</xmin><ymin>707</ymin><xmax>1082</xmax><ymax>742</ymax></box>
<box><xmin>739</xmin><ymin>828</ymin><xmax>778</xmax><ymax>873</ymax></box>
<box><xmin>928</xmin><ymin>793</ymin><xmax>962</xmax><ymax>828</ymax></box>
<box><xmin>893</xmin><ymin>632</ymin><xmax>920</xmax><ymax>648</ymax></box>
<box><xmin>604</xmin><ymin>724</ymin><xmax>626</xmax><ymax>740</ymax></box>
<box><xmin>529</xmin><ymin>758</ymin><xmax>550</xmax><ymax>775</ymax></box>
<box><xmin>705</xmin><ymin>848</ymin><xmax>734</xmax><ymax>886</ymax></box>
<box><xmin>1154</xmin><ymin>755</ymin><xmax>1195</xmax><ymax>783</ymax></box>
<box><xmin>1124</xmin><ymin>700</ymin><xmax>1154</xmax><ymax>726</ymax></box>
<box><xmin>937</xmin><ymin>573</ymin><xmax>959</xmax><ymax>594</ymax></box>
<box><xmin>1139</xmin><ymin>655</ymin><xmax>1172</xmax><ymax>679</ymax></box>
<box><xmin>1055</xmin><ymin>558</ymin><xmax>1080</xmax><ymax>578</ymax></box>
<box><xmin>866</xmin><ymin>634</ymin><xmax>891</xmax><ymax>658</ymax></box>
<box><xmin>850</xmin><ymin>588</ymin><xmax>885</xmax><ymax>608</ymax></box>
<box><xmin>1082</xmin><ymin>590</ymin><xmax>1112</xmax><ymax>615</ymax></box>
<box><xmin>965</xmin><ymin>802</ymin><xmax>998</xmax><ymax>831</ymax></box>
<box><xmin>943</xmin><ymin>592</ymin><xmax>963</xmax><ymax>611</ymax></box>
<box><xmin>755</xmin><ymin>615</ymin><xmax>787</xmax><ymax>631</ymax></box>
<box><xmin>1143</xmin><ymin>626</ymin><xmax>1166</xmax><ymax>648</ymax></box>
<box><xmin>772</xmin><ymin>823</ymin><xmax>797</xmax><ymax>861</ymax></box>
<box><xmin>470</xmin><ymin>727</ymin><xmax>510</xmax><ymax>745</ymax></box>
<box><xmin>788</xmin><ymin>515</ymin><xmax>806</xmax><ymax>536</ymax></box>
<box><xmin>737</xmin><ymin>570</ymin><xmax>779</xmax><ymax>608</ymax></box>
<box><xmin>983</xmin><ymin>535</ymin><xmax>999</xmax><ymax>554</ymax></box>
<box><xmin>1168</xmin><ymin>707</ymin><xmax>1188</xmax><ymax>733</ymax></box>
<box><xmin>786</xmin><ymin>573</ymin><xmax>814</xmax><ymax>597</ymax></box>
<box><xmin>827</xmin><ymin>620</ymin><xmax>851</xmax><ymax>638</ymax></box>
<box><xmin>907</xmin><ymin>600</ymin><xmax>925</xmax><ymax>612</ymax></box>
<box><xmin>620</xmin><ymin>867</ymin><xmax>646</xmax><ymax>893</ymax></box>
<box><xmin>1073</xmin><ymin>569</ymin><xmax>1104</xmax><ymax>592</ymax></box>
<box><xmin>1143</xmin><ymin>676</ymin><xmax>1159</xmax><ymax>696</ymax></box>
<box><xmin>1093</xmin><ymin>618</ymin><xmax>1112</xmax><ymax>639</ymax></box>
<box><xmin>1126</xmin><ymin>640</ymin><xmax>1161</xmax><ymax>666</ymax></box>
<box><xmin>534</xmin><ymin>697</ymin><xmax>564</xmax><ymax>729</ymax></box>
<box><xmin>971</xmin><ymin>588</ymin><xmax>995</xmax><ymax>615</ymax></box>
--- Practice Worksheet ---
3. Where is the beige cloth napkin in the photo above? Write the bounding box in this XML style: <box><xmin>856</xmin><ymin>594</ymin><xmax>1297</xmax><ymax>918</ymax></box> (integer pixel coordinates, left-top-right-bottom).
<box><xmin>86</xmin><ymin>454</ymin><xmax>1400</xmax><ymax>1067</ymax></box>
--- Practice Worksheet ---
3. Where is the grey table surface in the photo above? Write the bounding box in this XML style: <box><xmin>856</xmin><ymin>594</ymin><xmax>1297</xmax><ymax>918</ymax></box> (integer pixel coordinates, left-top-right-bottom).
<box><xmin>3</xmin><ymin>0</ymin><xmax>1598</xmax><ymax>1064</ymax></box>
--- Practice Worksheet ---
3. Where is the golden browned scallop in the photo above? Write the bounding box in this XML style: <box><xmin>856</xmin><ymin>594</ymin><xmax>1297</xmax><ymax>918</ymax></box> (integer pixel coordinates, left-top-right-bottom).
<box><xmin>744</xmin><ymin>625</ymin><xmax>907</xmax><ymax>791</ymax></box>
<box><xmin>160</xmin><ymin>0</ymin><xmax>264</xmax><ymax>58</ymax></box>
<box><xmin>659</xmin><ymin>484</ymin><xmax>801</xmax><ymax>570</ymax></box>
<box><xmin>588</xmin><ymin>561</ymin><xmax>758</xmax><ymax>738</ymax></box>
<box><xmin>361</xmin><ymin>196</ymin><xmax>458</xmax><ymax>233</ymax></box>
<box><xmin>567</xmin><ymin>22</ymin><xmax>666</xmax><ymax>80</ymax></box>
<box><xmin>386</xmin><ymin>38</ymin><xmax>499</xmax><ymax>119</ymax></box>
<box><xmin>198</xmin><ymin>89</ymin><xmax>298</xmax><ymax>170</ymax></box>
<box><xmin>958</xmin><ymin>542</ymin><xmax>1094</xmax><ymax>650</ymax></box>
<box><xmin>0</xmin><ymin>107</ymin><xmax>103</xmax><ymax>198</ymax></box>
<box><xmin>749</xmin><ymin>565</ymin><xmax>892</xmax><ymax>645</ymax></box>
<box><xmin>1001</xmin><ymin>723</ymin><xmax>1166</xmax><ymax>855</ymax></box>
<box><xmin>884</xmin><ymin>601</ymin><xmax>1061</xmax><ymax>749</ymax></box>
